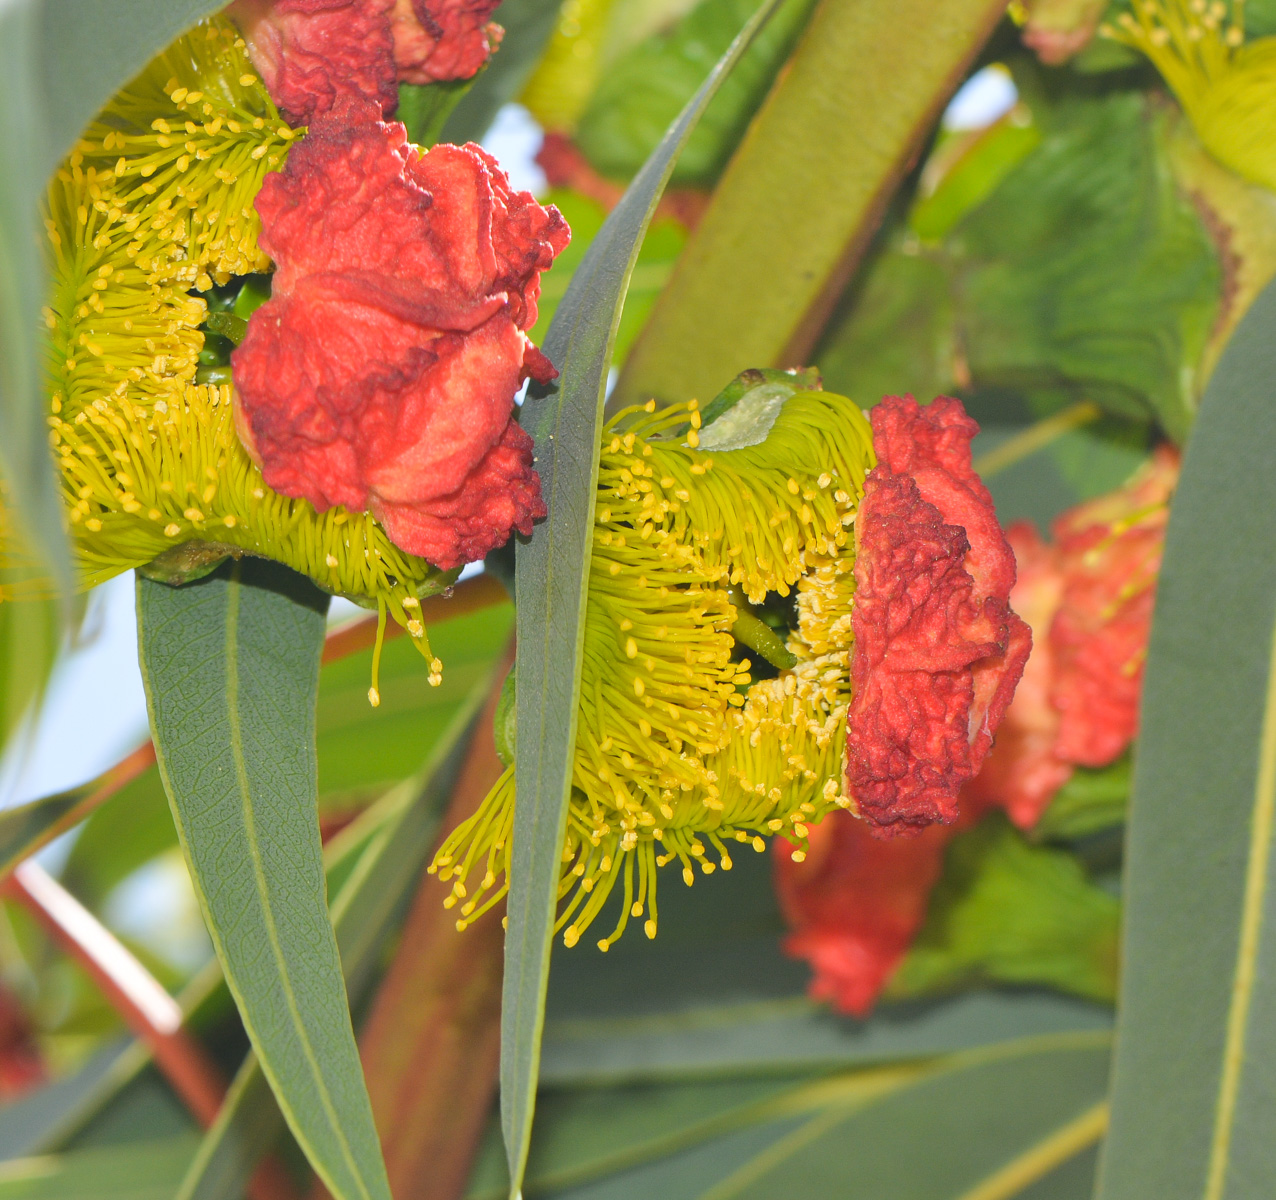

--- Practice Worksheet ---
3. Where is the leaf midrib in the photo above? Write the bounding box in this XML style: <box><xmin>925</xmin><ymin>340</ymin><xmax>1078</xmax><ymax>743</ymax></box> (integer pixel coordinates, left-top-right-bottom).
<box><xmin>1203</xmin><ymin>613</ymin><xmax>1276</xmax><ymax>1198</ymax></box>
<box><xmin>222</xmin><ymin>565</ymin><xmax>372</xmax><ymax>1200</ymax></box>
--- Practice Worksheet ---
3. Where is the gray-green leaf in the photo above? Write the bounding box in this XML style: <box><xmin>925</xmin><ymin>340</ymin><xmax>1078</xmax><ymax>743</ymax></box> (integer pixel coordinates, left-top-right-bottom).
<box><xmin>506</xmin><ymin>2</ymin><xmax>784</xmax><ymax>1194</ymax></box>
<box><xmin>1096</xmin><ymin>275</ymin><xmax>1276</xmax><ymax>1199</ymax></box>
<box><xmin>136</xmin><ymin>560</ymin><xmax>389</xmax><ymax>1200</ymax></box>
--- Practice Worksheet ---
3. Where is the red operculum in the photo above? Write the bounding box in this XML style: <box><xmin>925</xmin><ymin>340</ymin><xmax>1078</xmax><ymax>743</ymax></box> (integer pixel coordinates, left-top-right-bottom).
<box><xmin>846</xmin><ymin>395</ymin><xmax>1029</xmax><ymax>834</ymax></box>
<box><xmin>231</xmin><ymin>0</ymin><xmax>500</xmax><ymax>126</ymax></box>
<box><xmin>390</xmin><ymin>0</ymin><xmax>503</xmax><ymax>85</ymax></box>
<box><xmin>232</xmin><ymin>99</ymin><xmax>569</xmax><ymax>568</ymax></box>
<box><xmin>230</xmin><ymin>0</ymin><xmax>399</xmax><ymax>125</ymax></box>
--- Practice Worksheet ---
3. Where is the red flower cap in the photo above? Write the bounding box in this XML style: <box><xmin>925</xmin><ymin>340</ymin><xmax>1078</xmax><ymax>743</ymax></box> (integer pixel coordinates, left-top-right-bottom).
<box><xmin>775</xmin><ymin>813</ymin><xmax>951</xmax><ymax>1016</ymax></box>
<box><xmin>230</xmin><ymin>0</ymin><xmax>399</xmax><ymax>126</ymax></box>
<box><xmin>962</xmin><ymin>521</ymin><xmax>1072</xmax><ymax>829</ymax></box>
<box><xmin>231</xmin><ymin>0</ymin><xmax>500</xmax><ymax>126</ymax></box>
<box><xmin>1048</xmin><ymin>446</ymin><xmax>1178</xmax><ymax>766</ymax></box>
<box><xmin>232</xmin><ymin>98</ymin><xmax>569</xmax><ymax>568</ymax></box>
<box><xmin>390</xmin><ymin>0</ymin><xmax>503</xmax><ymax>87</ymax></box>
<box><xmin>846</xmin><ymin>395</ymin><xmax>1030</xmax><ymax>833</ymax></box>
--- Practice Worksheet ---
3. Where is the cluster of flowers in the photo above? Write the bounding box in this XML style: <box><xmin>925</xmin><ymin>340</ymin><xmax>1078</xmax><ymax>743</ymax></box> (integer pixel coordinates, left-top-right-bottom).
<box><xmin>432</xmin><ymin>387</ymin><xmax>1032</xmax><ymax>950</ymax></box>
<box><xmin>777</xmin><ymin>446</ymin><xmax>1178</xmax><ymax>1014</ymax></box>
<box><xmin>18</xmin><ymin>0</ymin><xmax>568</xmax><ymax>696</ymax></box>
<box><xmin>25</xmin><ymin>0</ymin><xmax>1052</xmax><ymax>958</ymax></box>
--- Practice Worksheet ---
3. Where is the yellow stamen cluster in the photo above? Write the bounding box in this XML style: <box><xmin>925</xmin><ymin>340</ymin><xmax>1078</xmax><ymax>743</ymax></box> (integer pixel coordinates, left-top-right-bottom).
<box><xmin>4</xmin><ymin>18</ymin><xmax>452</xmax><ymax>683</ymax></box>
<box><xmin>430</xmin><ymin>390</ymin><xmax>876</xmax><ymax>949</ymax></box>
<box><xmin>1103</xmin><ymin>1</ymin><xmax>1276</xmax><ymax>191</ymax></box>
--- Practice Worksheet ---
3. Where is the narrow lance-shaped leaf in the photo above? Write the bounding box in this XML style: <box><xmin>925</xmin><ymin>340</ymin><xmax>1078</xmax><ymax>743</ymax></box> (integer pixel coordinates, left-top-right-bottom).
<box><xmin>506</xmin><ymin>2</ymin><xmax>784</xmax><ymax>1193</ymax></box>
<box><xmin>1096</xmin><ymin>276</ymin><xmax>1276</xmax><ymax>1200</ymax></box>
<box><xmin>136</xmin><ymin>560</ymin><xmax>390</xmax><ymax>1200</ymax></box>
<box><xmin>176</xmin><ymin>677</ymin><xmax>491</xmax><ymax>1200</ymax></box>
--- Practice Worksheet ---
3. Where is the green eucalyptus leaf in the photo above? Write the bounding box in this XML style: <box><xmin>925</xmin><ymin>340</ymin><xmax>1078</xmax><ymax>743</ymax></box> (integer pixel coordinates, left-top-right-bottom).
<box><xmin>1095</xmin><ymin>280</ymin><xmax>1276</xmax><ymax>1197</ymax></box>
<box><xmin>890</xmin><ymin>816</ymin><xmax>1122</xmax><ymax>1005</ymax></box>
<box><xmin>614</xmin><ymin>0</ymin><xmax>1010</xmax><ymax>412</ymax></box>
<box><xmin>136</xmin><ymin>559</ymin><xmax>390</xmax><ymax>1200</ymax></box>
<box><xmin>60</xmin><ymin>602</ymin><xmax>514</xmax><ymax>910</ymax></box>
<box><xmin>463</xmin><ymin>1070</ymin><xmax>890</xmax><ymax>1199</ymax></box>
<box><xmin>536</xmin><ymin>809</ymin><xmax>1111</xmax><ymax>1087</ymax></box>
<box><xmin>528</xmin><ymin>190</ymin><xmax>687</xmax><ymax>367</ymax></box>
<box><xmin>688</xmin><ymin>1036</ymin><xmax>1110</xmax><ymax>1200</ymax></box>
<box><xmin>507</xmin><ymin>3</ymin><xmax>786</xmax><ymax>1192</ymax></box>
<box><xmin>0</xmin><ymin>1135</ymin><xmax>197</xmax><ymax>1200</ymax></box>
<box><xmin>176</xmin><ymin>679</ymin><xmax>489</xmax><ymax>1200</ymax></box>
<box><xmin>0</xmin><ymin>781</ymin><xmax>98</xmax><ymax>882</ymax></box>
<box><xmin>472</xmin><ymin>1037</ymin><xmax>1108</xmax><ymax>1200</ymax></box>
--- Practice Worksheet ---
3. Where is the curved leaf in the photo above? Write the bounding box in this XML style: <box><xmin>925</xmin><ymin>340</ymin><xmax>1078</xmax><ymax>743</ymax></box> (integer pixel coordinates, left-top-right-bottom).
<box><xmin>1096</xmin><ymin>284</ymin><xmax>1276</xmax><ymax>1195</ymax></box>
<box><xmin>136</xmin><ymin>560</ymin><xmax>389</xmax><ymax>1200</ymax></box>
<box><xmin>176</xmin><ymin>679</ymin><xmax>487</xmax><ymax>1200</ymax></box>
<box><xmin>697</xmin><ymin>1037</ymin><xmax>1109</xmax><ymax>1200</ymax></box>
<box><xmin>507</xmin><ymin>2</ymin><xmax>784</xmax><ymax>1192</ymax></box>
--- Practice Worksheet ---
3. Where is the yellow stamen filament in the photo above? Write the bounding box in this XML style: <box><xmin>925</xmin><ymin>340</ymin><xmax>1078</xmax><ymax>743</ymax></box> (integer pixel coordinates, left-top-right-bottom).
<box><xmin>5</xmin><ymin>18</ymin><xmax>452</xmax><ymax>701</ymax></box>
<box><xmin>430</xmin><ymin>392</ymin><xmax>874</xmax><ymax>947</ymax></box>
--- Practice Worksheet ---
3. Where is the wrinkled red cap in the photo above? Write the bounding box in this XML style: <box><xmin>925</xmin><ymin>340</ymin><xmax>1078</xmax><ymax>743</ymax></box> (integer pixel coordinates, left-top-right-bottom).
<box><xmin>962</xmin><ymin>521</ymin><xmax>1072</xmax><ymax>830</ymax></box>
<box><xmin>232</xmin><ymin>99</ymin><xmax>569</xmax><ymax>568</ymax></box>
<box><xmin>390</xmin><ymin>0</ymin><xmax>502</xmax><ymax>87</ymax></box>
<box><xmin>847</xmin><ymin>395</ymin><xmax>1030</xmax><ymax>833</ymax></box>
<box><xmin>231</xmin><ymin>0</ymin><xmax>500</xmax><ymax>125</ymax></box>
<box><xmin>1048</xmin><ymin>446</ymin><xmax>1178</xmax><ymax>766</ymax></box>
<box><xmin>775</xmin><ymin>814</ymin><xmax>951</xmax><ymax>1016</ymax></box>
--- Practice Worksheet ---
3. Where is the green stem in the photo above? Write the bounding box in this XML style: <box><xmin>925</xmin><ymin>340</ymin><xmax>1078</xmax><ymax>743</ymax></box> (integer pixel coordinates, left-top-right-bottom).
<box><xmin>728</xmin><ymin>586</ymin><xmax>797</xmax><ymax>670</ymax></box>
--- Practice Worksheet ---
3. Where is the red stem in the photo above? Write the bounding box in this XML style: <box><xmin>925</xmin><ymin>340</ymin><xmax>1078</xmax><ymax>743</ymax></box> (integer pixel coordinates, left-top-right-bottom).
<box><xmin>6</xmin><ymin>863</ymin><xmax>299</xmax><ymax>1200</ymax></box>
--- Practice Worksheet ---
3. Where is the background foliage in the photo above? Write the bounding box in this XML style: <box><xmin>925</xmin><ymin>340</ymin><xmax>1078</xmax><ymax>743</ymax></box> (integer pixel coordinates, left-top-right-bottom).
<box><xmin>0</xmin><ymin>0</ymin><xmax>1272</xmax><ymax>1198</ymax></box>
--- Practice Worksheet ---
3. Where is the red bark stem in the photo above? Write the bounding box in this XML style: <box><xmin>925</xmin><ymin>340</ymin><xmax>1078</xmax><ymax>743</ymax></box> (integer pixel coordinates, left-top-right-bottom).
<box><xmin>6</xmin><ymin>863</ymin><xmax>299</xmax><ymax>1200</ymax></box>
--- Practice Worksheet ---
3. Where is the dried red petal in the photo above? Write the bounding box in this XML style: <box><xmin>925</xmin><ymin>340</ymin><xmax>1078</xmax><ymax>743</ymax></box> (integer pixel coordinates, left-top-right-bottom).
<box><xmin>775</xmin><ymin>814</ymin><xmax>951</xmax><ymax>1016</ymax></box>
<box><xmin>230</xmin><ymin>0</ymin><xmax>399</xmax><ymax>126</ymax></box>
<box><xmin>232</xmin><ymin>0</ymin><xmax>499</xmax><ymax>126</ymax></box>
<box><xmin>390</xmin><ymin>0</ymin><xmax>502</xmax><ymax>85</ymax></box>
<box><xmin>847</xmin><ymin>395</ymin><xmax>1030</xmax><ymax>833</ymax></box>
<box><xmin>233</xmin><ymin>101</ymin><xmax>569</xmax><ymax>568</ymax></box>
<box><xmin>1048</xmin><ymin>447</ymin><xmax>1178</xmax><ymax>766</ymax></box>
<box><xmin>963</xmin><ymin>522</ymin><xmax>1073</xmax><ymax>829</ymax></box>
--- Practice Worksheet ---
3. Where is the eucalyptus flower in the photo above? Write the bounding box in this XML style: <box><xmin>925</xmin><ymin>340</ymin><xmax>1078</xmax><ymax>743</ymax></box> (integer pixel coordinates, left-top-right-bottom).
<box><xmin>432</xmin><ymin>379</ymin><xmax>877</xmax><ymax>949</ymax></box>
<box><xmin>9</xmin><ymin>14</ymin><xmax>567</xmax><ymax>703</ymax></box>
